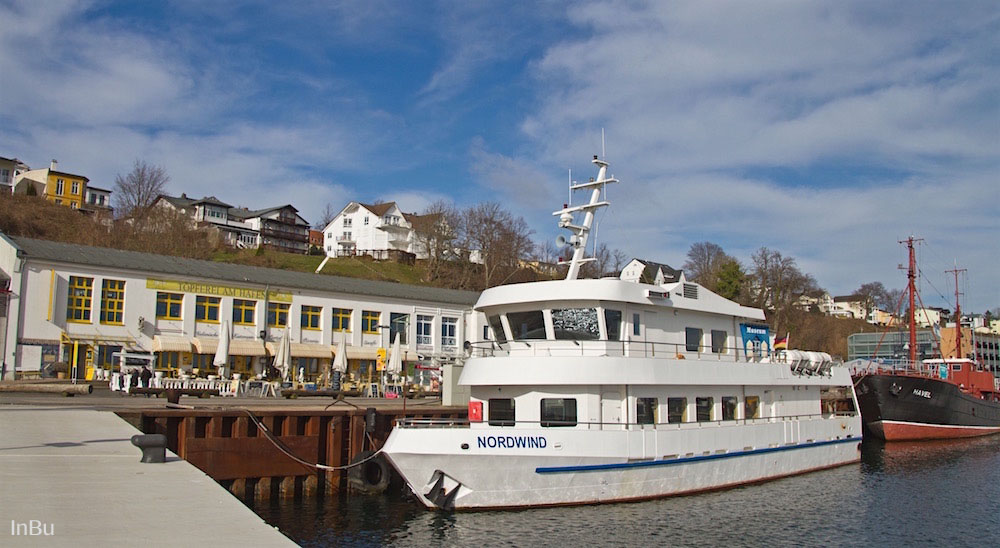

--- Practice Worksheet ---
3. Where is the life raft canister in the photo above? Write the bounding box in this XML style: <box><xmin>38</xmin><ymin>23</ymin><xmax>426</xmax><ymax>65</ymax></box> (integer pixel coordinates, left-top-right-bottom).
<box><xmin>468</xmin><ymin>400</ymin><xmax>483</xmax><ymax>422</ymax></box>
<box><xmin>347</xmin><ymin>450</ymin><xmax>391</xmax><ymax>494</ymax></box>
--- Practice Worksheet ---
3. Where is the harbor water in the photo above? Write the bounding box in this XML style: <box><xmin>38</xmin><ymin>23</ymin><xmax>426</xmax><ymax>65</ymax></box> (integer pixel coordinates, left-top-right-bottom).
<box><xmin>255</xmin><ymin>437</ymin><xmax>1000</xmax><ymax>547</ymax></box>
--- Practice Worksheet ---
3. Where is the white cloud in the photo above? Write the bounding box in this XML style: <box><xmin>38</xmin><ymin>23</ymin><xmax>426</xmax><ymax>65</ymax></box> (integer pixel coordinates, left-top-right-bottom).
<box><xmin>515</xmin><ymin>0</ymin><xmax>1000</xmax><ymax>308</ymax></box>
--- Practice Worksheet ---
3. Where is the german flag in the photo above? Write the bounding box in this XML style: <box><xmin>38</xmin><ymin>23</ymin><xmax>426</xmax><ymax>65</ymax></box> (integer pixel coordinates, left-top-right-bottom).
<box><xmin>774</xmin><ymin>334</ymin><xmax>789</xmax><ymax>350</ymax></box>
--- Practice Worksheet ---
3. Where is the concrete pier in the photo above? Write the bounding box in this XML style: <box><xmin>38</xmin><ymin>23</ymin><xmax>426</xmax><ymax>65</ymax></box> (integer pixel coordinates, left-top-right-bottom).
<box><xmin>0</xmin><ymin>405</ymin><xmax>295</xmax><ymax>547</ymax></box>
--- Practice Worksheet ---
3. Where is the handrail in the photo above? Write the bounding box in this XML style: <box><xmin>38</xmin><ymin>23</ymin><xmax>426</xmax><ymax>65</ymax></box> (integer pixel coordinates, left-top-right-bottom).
<box><xmin>467</xmin><ymin>339</ymin><xmax>837</xmax><ymax>368</ymax></box>
<box><xmin>394</xmin><ymin>411</ymin><xmax>857</xmax><ymax>429</ymax></box>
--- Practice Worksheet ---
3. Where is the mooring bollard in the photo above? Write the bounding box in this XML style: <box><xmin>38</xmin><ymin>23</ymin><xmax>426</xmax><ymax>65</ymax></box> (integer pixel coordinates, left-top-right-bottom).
<box><xmin>130</xmin><ymin>434</ymin><xmax>167</xmax><ymax>463</ymax></box>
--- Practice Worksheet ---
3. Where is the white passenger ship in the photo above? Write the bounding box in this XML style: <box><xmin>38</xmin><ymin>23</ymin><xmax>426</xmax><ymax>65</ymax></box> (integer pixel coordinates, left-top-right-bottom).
<box><xmin>382</xmin><ymin>155</ymin><xmax>862</xmax><ymax>509</ymax></box>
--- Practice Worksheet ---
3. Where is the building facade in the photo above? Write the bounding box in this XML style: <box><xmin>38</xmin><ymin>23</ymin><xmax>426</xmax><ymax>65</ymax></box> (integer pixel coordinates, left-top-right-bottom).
<box><xmin>0</xmin><ymin>156</ymin><xmax>29</xmax><ymax>195</ymax></box>
<box><xmin>154</xmin><ymin>195</ymin><xmax>310</xmax><ymax>253</ymax></box>
<box><xmin>14</xmin><ymin>160</ymin><xmax>89</xmax><ymax>209</ymax></box>
<box><xmin>0</xmin><ymin>234</ymin><xmax>486</xmax><ymax>386</ymax></box>
<box><xmin>322</xmin><ymin>202</ymin><xmax>429</xmax><ymax>260</ymax></box>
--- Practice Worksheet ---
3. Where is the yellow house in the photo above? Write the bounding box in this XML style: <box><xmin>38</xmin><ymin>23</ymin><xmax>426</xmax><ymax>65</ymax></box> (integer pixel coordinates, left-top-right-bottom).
<box><xmin>14</xmin><ymin>160</ymin><xmax>89</xmax><ymax>209</ymax></box>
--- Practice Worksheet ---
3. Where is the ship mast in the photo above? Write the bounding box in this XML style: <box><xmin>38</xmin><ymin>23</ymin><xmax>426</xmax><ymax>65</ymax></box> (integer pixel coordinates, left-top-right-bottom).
<box><xmin>946</xmin><ymin>264</ymin><xmax>967</xmax><ymax>360</ymax></box>
<box><xmin>553</xmin><ymin>155</ymin><xmax>618</xmax><ymax>280</ymax></box>
<box><xmin>899</xmin><ymin>237</ymin><xmax>922</xmax><ymax>364</ymax></box>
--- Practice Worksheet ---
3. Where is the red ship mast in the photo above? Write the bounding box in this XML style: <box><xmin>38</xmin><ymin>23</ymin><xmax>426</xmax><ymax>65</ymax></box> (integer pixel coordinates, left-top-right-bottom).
<box><xmin>899</xmin><ymin>237</ymin><xmax>922</xmax><ymax>364</ymax></box>
<box><xmin>946</xmin><ymin>265</ymin><xmax>967</xmax><ymax>360</ymax></box>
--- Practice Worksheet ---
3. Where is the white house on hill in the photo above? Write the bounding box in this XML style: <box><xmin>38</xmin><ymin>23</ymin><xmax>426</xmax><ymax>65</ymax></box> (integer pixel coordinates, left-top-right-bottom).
<box><xmin>322</xmin><ymin>201</ymin><xmax>435</xmax><ymax>260</ymax></box>
<box><xmin>619</xmin><ymin>259</ymin><xmax>685</xmax><ymax>285</ymax></box>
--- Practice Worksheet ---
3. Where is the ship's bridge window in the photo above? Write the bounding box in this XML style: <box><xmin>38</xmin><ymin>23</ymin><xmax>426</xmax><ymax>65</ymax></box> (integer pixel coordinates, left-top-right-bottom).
<box><xmin>637</xmin><ymin>397</ymin><xmax>658</xmax><ymax>425</ymax></box>
<box><xmin>696</xmin><ymin>397</ymin><xmax>714</xmax><ymax>422</ymax></box>
<box><xmin>604</xmin><ymin>309</ymin><xmax>622</xmax><ymax>341</ymax></box>
<box><xmin>552</xmin><ymin>308</ymin><xmax>599</xmax><ymax>340</ymax></box>
<box><xmin>711</xmin><ymin>330</ymin><xmax>728</xmax><ymax>354</ymax></box>
<box><xmin>507</xmin><ymin>311</ymin><xmax>546</xmax><ymax>340</ymax></box>
<box><xmin>488</xmin><ymin>398</ymin><xmax>515</xmax><ymax>427</ymax></box>
<box><xmin>722</xmin><ymin>396</ymin><xmax>738</xmax><ymax>421</ymax></box>
<box><xmin>488</xmin><ymin>315</ymin><xmax>507</xmax><ymax>344</ymax></box>
<box><xmin>540</xmin><ymin>398</ymin><xmax>577</xmax><ymax>427</ymax></box>
<box><xmin>667</xmin><ymin>397</ymin><xmax>687</xmax><ymax>423</ymax></box>
<box><xmin>685</xmin><ymin>328</ymin><xmax>703</xmax><ymax>352</ymax></box>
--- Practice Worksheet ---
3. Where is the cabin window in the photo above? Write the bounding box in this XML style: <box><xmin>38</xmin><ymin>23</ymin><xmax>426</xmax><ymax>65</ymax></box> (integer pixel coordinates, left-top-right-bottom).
<box><xmin>685</xmin><ymin>328</ymin><xmax>703</xmax><ymax>352</ymax></box>
<box><xmin>722</xmin><ymin>396</ymin><xmax>738</xmax><ymax>420</ymax></box>
<box><xmin>951</xmin><ymin>364</ymin><xmax>962</xmax><ymax>371</ymax></box>
<box><xmin>540</xmin><ymin>398</ymin><xmax>577</xmax><ymax>427</ymax></box>
<box><xmin>488</xmin><ymin>398</ymin><xmax>515</xmax><ymax>426</ymax></box>
<box><xmin>667</xmin><ymin>397</ymin><xmax>687</xmax><ymax>423</ymax></box>
<box><xmin>711</xmin><ymin>330</ymin><xmax>728</xmax><ymax>354</ymax></box>
<box><xmin>488</xmin><ymin>315</ymin><xmax>507</xmax><ymax>344</ymax></box>
<box><xmin>696</xmin><ymin>397</ymin><xmax>714</xmax><ymax>422</ymax></box>
<box><xmin>552</xmin><ymin>308</ymin><xmax>599</xmax><ymax>340</ymax></box>
<box><xmin>745</xmin><ymin>396</ymin><xmax>761</xmax><ymax>419</ymax></box>
<box><xmin>632</xmin><ymin>313</ymin><xmax>640</xmax><ymax>336</ymax></box>
<box><xmin>507</xmin><ymin>311</ymin><xmax>546</xmax><ymax>340</ymax></box>
<box><xmin>604</xmin><ymin>309</ymin><xmax>622</xmax><ymax>341</ymax></box>
<box><xmin>636</xmin><ymin>397</ymin><xmax>658</xmax><ymax>425</ymax></box>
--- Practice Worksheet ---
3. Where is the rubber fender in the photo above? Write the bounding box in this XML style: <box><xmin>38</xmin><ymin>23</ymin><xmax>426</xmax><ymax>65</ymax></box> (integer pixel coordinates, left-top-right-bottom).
<box><xmin>347</xmin><ymin>450</ymin><xmax>390</xmax><ymax>494</ymax></box>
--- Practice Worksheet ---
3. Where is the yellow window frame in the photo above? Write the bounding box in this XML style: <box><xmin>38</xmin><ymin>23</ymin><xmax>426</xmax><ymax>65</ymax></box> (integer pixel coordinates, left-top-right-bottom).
<box><xmin>100</xmin><ymin>279</ymin><xmax>125</xmax><ymax>325</ymax></box>
<box><xmin>66</xmin><ymin>276</ymin><xmax>93</xmax><ymax>323</ymax></box>
<box><xmin>301</xmin><ymin>305</ymin><xmax>322</xmax><ymax>330</ymax></box>
<box><xmin>332</xmin><ymin>308</ymin><xmax>352</xmax><ymax>332</ymax></box>
<box><xmin>195</xmin><ymin>296</ymin><xmax>220</xmax><ymax>323</ymax></box>
<box><xmin>267</xmin><ymin>302</ymin><xmax>289</xmax><ymax>327</ymax></box>
<box><xmin>156</xmin><ymin>292</ymin><xmax>183</xmax><ymax>320</ymax></box>
<box><xmin>233</xmin><ymin>299</ymin><xmax>256</xmax><ymax>326</ymax></box>
<box><xmin>362</xmin><ymin>310</ymin><xmax>380</xmax><ymax>334</ymax></box>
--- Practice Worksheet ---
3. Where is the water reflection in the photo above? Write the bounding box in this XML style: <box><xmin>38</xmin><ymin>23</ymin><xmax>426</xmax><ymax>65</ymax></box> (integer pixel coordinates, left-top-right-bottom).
<box><xmin>255</xmin><ymin>438</ymin><xmax>1000</xmax><ymax>547</ymax></box>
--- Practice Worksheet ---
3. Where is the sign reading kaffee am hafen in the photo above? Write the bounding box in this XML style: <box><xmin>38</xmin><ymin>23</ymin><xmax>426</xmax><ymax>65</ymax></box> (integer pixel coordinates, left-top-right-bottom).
<box><xmin>146</xmin><ymin>278</ymin><xmax>293</xmax><ymax>302</ymax></box>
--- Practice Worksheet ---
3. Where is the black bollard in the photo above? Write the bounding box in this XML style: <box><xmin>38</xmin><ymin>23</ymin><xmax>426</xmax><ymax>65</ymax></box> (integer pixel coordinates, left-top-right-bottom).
<box><xmin>130</xmin><ymin>434</ymin><xmax>167</xmax><ymax>463</ymax></box>
<box><xmin>365</xmin><ymin>407</ymin><xmax>377</xmax><ymax>434</ymax></box>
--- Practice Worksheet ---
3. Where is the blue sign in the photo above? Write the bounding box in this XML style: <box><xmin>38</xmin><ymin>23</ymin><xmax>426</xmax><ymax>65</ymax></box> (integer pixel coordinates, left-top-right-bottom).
<box><xmin>740</xmin><ymin>323</ymin><xmax>771</xmax><ymax>359</ymax></box>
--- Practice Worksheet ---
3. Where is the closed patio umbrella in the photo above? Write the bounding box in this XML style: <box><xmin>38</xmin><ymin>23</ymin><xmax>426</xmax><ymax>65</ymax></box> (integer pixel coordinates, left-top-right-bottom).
<box><xmin>213</xmin><ymin>320</ymin><xmax>230</xmax><ymax>378</ymax></box>
<box><xmin>274</xmin><ymin>328</ymin><xmax>292</xmax><ymax>382</ymax></box>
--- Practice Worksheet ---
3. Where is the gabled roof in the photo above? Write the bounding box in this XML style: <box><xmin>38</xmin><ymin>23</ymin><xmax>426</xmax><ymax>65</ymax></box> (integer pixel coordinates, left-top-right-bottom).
<box><xmin>359</xmin><ymin>202</ymin><xmax>397</xmax><ymax>217</ymax></box>
<box><xmin>630</xmin><ymin>258</ymin><xmax>683</xmax><ymax>284</ymax></box>
<box><xmin>191</xmin><ymin>196</ymin><xmax>233</xmax><ymax>208</ymax></box>
<box><xmin>7</xmin><ymin>235</ymin><xmax>480</xmax><ymax>306</ymax></box>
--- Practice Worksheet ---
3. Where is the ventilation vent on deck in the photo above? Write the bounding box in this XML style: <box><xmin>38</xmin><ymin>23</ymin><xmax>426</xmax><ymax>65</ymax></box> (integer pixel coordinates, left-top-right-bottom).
<box><xmin>683</xmin><ymin>283</ymin><xmax>698</xmax><ymax>299</ymax></box>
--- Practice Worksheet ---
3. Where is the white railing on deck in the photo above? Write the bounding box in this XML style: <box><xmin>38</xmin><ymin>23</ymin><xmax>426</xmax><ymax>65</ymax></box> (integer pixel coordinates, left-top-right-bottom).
<box><xmin>469</xmin><ymin>339</ymin><xmax>808</xmax><ymax>364</ymax></box>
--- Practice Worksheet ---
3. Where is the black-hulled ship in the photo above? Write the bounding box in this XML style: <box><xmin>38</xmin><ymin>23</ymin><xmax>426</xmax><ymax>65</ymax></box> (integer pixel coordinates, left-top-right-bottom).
<box><xmin>852</xmin><ymin>238</ymin><xmax>1000</xmax><ymax>441</ymax></box>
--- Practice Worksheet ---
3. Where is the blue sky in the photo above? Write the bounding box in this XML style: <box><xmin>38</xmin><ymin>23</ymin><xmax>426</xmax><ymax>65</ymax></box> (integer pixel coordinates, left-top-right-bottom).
<box><xmin>1</xmin><ymin>0</ymin><xmax>997</xmax><ymax>312</ymax></box>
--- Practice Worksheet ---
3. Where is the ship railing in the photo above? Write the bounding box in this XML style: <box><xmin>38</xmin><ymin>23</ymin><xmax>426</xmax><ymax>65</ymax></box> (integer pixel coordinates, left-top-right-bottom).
<box><xmin>848</xmin><ymin>358</ymin><xmax>942</xmax><ymax>377</ymax></box>
<box><xmin>394</xmin><ymin>411</ymin><xmax>856</xmax><ymax>429</ymax></box>
<box><xmin>467</xmin><ymin>340</ymin><xmax>837</xmax><ymax>369</ymax></box>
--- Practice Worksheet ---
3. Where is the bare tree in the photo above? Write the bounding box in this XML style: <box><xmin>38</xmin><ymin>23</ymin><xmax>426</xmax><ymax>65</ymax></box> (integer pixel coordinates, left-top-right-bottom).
<box><xmin>612</xmin><ymin>249</ymin><xmax>629</xmax><ymax>274</ymax></box>
<box><xmin>316</xmin><ymin>203</ymin><xmax>338</xmax><ymax>229</ymax></box>
<box><xmin>112</xmin><ymin>159</ymin><xmax>169</xmax><ymax>219</ymax></box>
<box><xmin>410</xmin><ymin>200</ymin><xmax>462</xmax><ymax>282</ymax></box>
<box><xmin>747</xmin><ymin>247</ymin><xmax>819</xmax><ymax>331</ymax></box>
<box><xmin>533</xmin><ymin>240</ymin><xmax>558</xmax><ymax>264</ymax></box>
<box><xmin>683</xmin><ymin>241</ymin><xmax>736</xmax><ymax>292</ymax></box>
<box><xmin>462</xmin><ymin>202</ymin><xmax>534</xmax><ymax>288</ymax></box>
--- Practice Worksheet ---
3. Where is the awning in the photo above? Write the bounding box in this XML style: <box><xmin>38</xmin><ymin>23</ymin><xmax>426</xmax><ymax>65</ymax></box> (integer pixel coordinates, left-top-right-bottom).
<box><xmin>192</xmin><ymin>338</ymin><xmax>219</xmax><ymax>355</ymax></box>
<box><xmin>152</xmin><ymin>336</ymin><xmax>193</xmax><ymax>353</ymax></box>
<box><xmin>346</xmin><ymin>347</ymin><xmax>380</xmax><ymax>360</ymax></box>
<box><xmin>344</xmin><ymin>346</ymin><xmax>416</xmax><ymax>361</ymax></box>
<box><xmin>265</xmin><ymin>342</ymin><xmax>332</xmax><ymax>359</ymax></box>
<box><xmin>227</xmin><ymin>339</ymin><xmax>267</xmax><ymax>357</ymax></box>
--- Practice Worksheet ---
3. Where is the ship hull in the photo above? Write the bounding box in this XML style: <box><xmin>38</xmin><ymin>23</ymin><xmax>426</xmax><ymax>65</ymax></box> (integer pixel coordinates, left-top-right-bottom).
<box><xmin>855</xmin><ymin>374</ymin><xmax>1000</xmax><ymax>441</ymax></box>
<box><xmin>383</xmin><ymin>416</ymin><xmax>861</xmax><ymax>510</ymax></box>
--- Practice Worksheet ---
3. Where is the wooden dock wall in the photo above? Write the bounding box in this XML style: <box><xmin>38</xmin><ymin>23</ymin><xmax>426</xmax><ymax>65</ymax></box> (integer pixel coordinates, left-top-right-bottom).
<box><xmin>116</xmin><ymin>406</ymin><xmax>465</xmax><ymax>503</ymax></box>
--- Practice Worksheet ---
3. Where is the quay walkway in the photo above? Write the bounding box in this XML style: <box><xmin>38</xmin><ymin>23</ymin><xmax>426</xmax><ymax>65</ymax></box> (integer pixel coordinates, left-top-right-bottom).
<box><xmin>0</xmin><ymin>404</ymin><xmax>296</xmax><ymax>547</ymax></box>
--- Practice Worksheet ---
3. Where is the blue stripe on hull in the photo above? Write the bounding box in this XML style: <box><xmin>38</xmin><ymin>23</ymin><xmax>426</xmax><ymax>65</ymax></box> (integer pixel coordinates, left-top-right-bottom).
<box><xmin>534</xmin><ymin>436</ymin><xmax>858</xmax><ymax>474</ymax></box>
